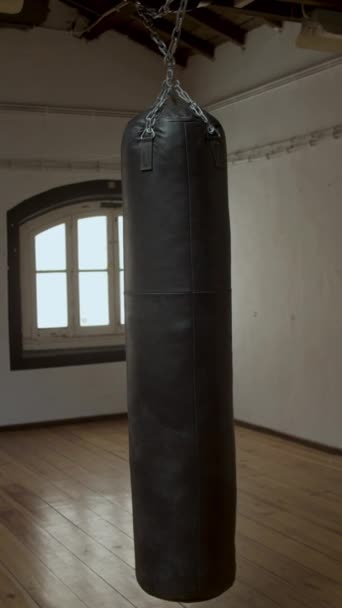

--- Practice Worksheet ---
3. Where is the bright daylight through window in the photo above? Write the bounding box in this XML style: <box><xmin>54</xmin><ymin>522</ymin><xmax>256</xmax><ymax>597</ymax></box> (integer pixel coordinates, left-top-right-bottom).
<box><xmin>20</xmin><ymin>201</ymin><xmax>125</xmax><ymax>352</ymax></box>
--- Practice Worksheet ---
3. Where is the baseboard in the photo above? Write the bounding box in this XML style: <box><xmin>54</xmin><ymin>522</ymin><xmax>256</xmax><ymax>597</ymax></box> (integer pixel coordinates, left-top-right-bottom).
<box><xmin>1</xmin><ymin>413</ymin><xmax>341</xmax><ymax>456</ymax></box>
<box><xmin>235</xmin><ymin>419</ymin><xmax>342</xmax><ymax>456</ymax></box>
<box><xmin>0</xmin><ymin>412</ymin><xmax>128</xmax><ymax>431</ymax></box>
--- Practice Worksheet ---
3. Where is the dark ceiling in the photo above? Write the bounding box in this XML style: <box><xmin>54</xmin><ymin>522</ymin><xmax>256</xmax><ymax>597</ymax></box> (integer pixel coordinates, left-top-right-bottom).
<box><xmin>0</xmin><ymin>0</ymin><xmax>342</xmax><ymax>66</ymax></box>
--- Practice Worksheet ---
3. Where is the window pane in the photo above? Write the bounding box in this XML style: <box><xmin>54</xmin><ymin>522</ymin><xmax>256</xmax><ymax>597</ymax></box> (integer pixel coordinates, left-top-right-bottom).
<box><xmin>119</xmin><ymin>270</ymin><xmax>125</xmax><ymax>325</ymax></box>
<box><xmin>118</xmin><ymin>215</ymin><xmax>124</xmax><ymax>270</ymax></box>
<box><xmin>35</xmin><ymin>224</ymin><xmax>66</xmax><ymax>271</ymax></box>
<box><xmin>36</xmin><ymin>272</ymin><xmax>68</xmax><ymax>328</ymax></box>
<box><xmin>79</xmin><ymin>271</ymin><xmax>109</xmax><ymax>327</ymax></box>
<box><xmin>78</xmin><ymin>216</ymin><xmax>108</xmax><ymax>270</ymax></box>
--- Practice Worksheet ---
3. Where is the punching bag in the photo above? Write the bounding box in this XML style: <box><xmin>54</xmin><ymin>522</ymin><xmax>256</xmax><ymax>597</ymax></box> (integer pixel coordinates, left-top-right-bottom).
<box><xmin>122</xmin><ymin>97</ymin><xmax>236</xmax><ymax>602</ymax></box>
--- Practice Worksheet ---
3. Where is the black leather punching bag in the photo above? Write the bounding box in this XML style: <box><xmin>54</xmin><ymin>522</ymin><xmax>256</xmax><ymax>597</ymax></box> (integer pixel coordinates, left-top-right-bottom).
<box><xmin>122</xmin><ymin>97</ymin><xmax>236</xmax><ymax>603</ymax></box>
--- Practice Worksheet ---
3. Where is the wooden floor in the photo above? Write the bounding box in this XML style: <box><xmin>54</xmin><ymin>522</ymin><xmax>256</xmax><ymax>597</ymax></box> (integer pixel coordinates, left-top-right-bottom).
<box><xmin>0</xmin><ymin>419</ymin><xmax>341</xmax><ymax>608</ymax></box>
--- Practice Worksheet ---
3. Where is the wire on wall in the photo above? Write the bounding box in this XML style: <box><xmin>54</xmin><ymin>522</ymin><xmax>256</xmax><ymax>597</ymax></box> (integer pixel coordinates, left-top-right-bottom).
<box><xmin>0</xmin><ymin>125</ymin><xmax>342</xmax><ymax>172</ymax></box>
<box><xmin>229</xmin><ymin>123</ymin><xmax>342</xmax><ymax>165</ymax></box>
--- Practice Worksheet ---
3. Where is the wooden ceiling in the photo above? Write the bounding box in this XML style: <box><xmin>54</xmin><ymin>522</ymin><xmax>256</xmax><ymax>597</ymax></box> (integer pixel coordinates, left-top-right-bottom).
<box><xmin>1</xmin><ymin>1</ymin><xmax>342</xmax><ymax>65</ymax></box>
<box><xmin>60</xmin><ymin>0</ymin><xmax>342</xmax><ymax>65</ymax></box>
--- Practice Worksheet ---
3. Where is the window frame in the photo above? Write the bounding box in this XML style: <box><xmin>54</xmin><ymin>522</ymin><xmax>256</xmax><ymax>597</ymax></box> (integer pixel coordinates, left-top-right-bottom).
<box><xmin>8</xmin><ymin>179</ymin><xmax>126</xmax><ymax>371</ymax></box>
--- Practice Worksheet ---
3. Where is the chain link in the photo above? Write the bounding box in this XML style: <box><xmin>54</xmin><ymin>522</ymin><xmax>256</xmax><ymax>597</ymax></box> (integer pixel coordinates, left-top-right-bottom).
<box><xmin>136</xmin><ymin>2</ymin><xmax>170</xmax><ymax>59</ymax></box>
<box><xmin>173</xmin><ymin>80</ymin><xmax>217</xmax><ymax>134</ymax></box>
<box><xmin>135</xmin><ymin>0</ymin><xmax>217</xmax><ymax>138</ymax></box>
<box><xmin>143</xmin><ymin>81</ymin><xmax>173</xmax><ymax>138</ymax></box>
<box><xmin>137</xmin><ymin>0</ymin><xmax>176</xmax><ymax>20</ymax></box>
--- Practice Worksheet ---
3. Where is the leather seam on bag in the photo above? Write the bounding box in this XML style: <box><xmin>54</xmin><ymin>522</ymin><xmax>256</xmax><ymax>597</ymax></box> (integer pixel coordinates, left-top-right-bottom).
<box><xmin>124</xmin><ymin>290</ymin><xmax>231</xmax><ymax>296</ymax></box>
<box><xmin>162</xmin><ymin>118</ymin><xmax>204</xmax><ymax>123</ymax></box>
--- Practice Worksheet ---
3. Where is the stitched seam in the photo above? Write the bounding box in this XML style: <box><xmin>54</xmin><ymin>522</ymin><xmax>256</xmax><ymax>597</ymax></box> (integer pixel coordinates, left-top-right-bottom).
<box><xmin>125</xmin><ymin>290</ymin><xmax>231</xmax><ymax>296</ymax></box>
<box><xmin>184</xmin><ymin>121</ymin><xmax>201</xmax><ymax>596</ymax></box>
<box><xmin>159</xmin><ymin>119</ymin><xmax>204</xmax><ymax>124</ymax></box>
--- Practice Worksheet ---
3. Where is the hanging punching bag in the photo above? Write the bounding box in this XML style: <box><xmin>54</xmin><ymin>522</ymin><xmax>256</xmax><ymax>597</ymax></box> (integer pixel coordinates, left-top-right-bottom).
<box><xmin>122</xmin><ymin>96</ymin><xmax>236</xmax><ymax>602</ymax></box>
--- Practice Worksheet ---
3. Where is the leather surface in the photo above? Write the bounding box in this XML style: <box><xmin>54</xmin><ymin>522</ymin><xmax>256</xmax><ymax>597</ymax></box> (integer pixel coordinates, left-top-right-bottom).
<box><xmin>122</xmin><ymin>97</ymin><xmax>236</xmax><ymax>602</ymax></box>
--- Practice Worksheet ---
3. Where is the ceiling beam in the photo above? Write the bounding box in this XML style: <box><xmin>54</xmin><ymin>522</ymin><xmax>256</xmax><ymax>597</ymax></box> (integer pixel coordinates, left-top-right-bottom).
<box><xmin>214</xmin><ymin>0</ymin><xmax>342</xmax><ymax>19</ymax></box>
<box><xmin>83</xmin><ymin>15</ymin><xmax>189</xmax><ymax>66</ymax></box>
<box><xmin>157</xmin><ymin>18</ymin><xmax>215</xmax><ymax>58</ymax></box>
<box><xmin>63</xmin><ymin>0</ymin><xmax>190</xmax><ymax>65</ymax></box>
<box><xmin>214</xmin><ymin>0</ymin><xmax>304</xmax><ymax>21</ymax></box>
<box><xmin>233</xmin><ymin>1</ymin><xmax>255</xmax><ymax>6</ymax></box>
<box><xmin>275</xmin><ymin>0</ymin><xmax>341</xmax><ymax>6</ymax></box>
<box><xmin>0</xmin><ymin>0</ymin><xmax>48</xmax><ymax>25</ymax></box>
<box><xmin>111</xmin><ymin>22</ymin><xmax>190</xmax><ymax>67</ymax></box>
<box><xmin>62</xmin><ymin>0</ymin><xmax>120</xmax><ymax>15</ymax></box>
<box><xmin>191</xmin><ymin>8</ymin><xmax>246</xmax><ymax>47</ymax></box>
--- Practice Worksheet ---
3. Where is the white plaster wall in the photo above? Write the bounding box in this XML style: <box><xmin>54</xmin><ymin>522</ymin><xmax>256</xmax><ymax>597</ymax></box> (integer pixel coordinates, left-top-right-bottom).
<box><xmin>230</xmin><ymin>140</ymin><xmax>342</xmax><ymax>449</ymax></box>
<box><xmin>185</xmin><ymin>23</ymin><xmax>342</xmax><ymax>448</ymax></box>
<box><xmin>0</xmin><ymin>170</ymin><xmax>130</xmax><ymax>427</ymax></box>
<box><xmin>0</xmin><ymin>27</ymin><xmax>163</xmax><ymax>109</ymax></box>
<box><xmin>185</xmin><ymin>22</ymin><xmax>339</xmax><ymax>106</ymax></box>
<box><xmin>212</xmin><ymin>61</ymin><xmax>342</xmax><ymax>153</ymax></box>
<box><xmin>0</xmin><ymin>26</ymin><xmax>162</xmax><ymax>426</ymax></box>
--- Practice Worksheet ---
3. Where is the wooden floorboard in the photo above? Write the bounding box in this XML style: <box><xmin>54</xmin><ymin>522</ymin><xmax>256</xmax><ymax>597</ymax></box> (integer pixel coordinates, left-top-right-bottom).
<box><xmin>0</xmin><ymin>420</ymin><xmax>341</xmax><ymax>607</ymax></box>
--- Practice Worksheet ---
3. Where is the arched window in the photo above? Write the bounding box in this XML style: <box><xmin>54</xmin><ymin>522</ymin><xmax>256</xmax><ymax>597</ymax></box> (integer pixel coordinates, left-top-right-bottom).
<box><xmin>8</xmin><ymin>180</ymin><xmax>125</xmax><ymax>370</ymax></box>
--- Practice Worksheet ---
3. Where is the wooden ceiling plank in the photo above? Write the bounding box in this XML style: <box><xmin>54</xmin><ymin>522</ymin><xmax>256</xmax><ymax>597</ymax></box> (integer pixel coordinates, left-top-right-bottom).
<box><xmin>214</xmin><ymin>0</ymin><xmax>303</xmax><ymax>21</ymax></box>
<box><xmin>62</xmin><ymin>0</ymin><xmax>120</xmax><ymax>15</ymax></box>
<box><xmin>157</xmin><ymin>18</ymin><xmax>215</xmax><ymax>58</ymax></box>
<box><xmin>275</xmin><ymin>0</ymin><xmax>341</xmax><ymax>6</ymax></box>
<box><xmin>0</xmin><ymin>0</ymin><xmax>48</xmax><ymax>26</ymax></box>
<box><xmin>82</xmin><ymin>12</ymin><xmax>189</xmax><ymax>66</ymax></box>
<box><xmin>62</xmin><ymin>1</ymin><xmax>193</xmax><ymax>64</ymax></box>
<box><xmin>215</xmin><ymin>0</ymin><xmax>342</xmax><ymax>19</ymax></box>
<box><xmin>111</xmin><ymin>22</ymin><xmax>189</xmax><ymax>66</ymax></box>
<box><xmin>234</xmin><ymin>0</ymin><xmax>255</xmax><ymax>6</ymax></box>
<box><xmin>191</xmin><ymin>8</ymin><xmax>246</xmax><ymax>47</ymax></box>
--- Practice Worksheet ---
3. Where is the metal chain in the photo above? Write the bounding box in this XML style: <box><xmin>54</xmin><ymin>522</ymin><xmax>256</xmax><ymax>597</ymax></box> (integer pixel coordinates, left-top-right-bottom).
<box><xmin>164</xmin><ymin>0</ymin><xmax>188</xmax><ymax>66</ymax></box>
<box><xmin>136</xmin><ymin>2</ymin><xmax>170</xmax><ymax>59</ymax></box>
<box><xmin>174</xmin><ymin>80</ymin><xmax>216</xmax><ymax>134</ymax></box>
<box><xmin>142</xmin><ymin>81</ymin><xmax>173</xmax><ymax>137</ymax></box>
<box><xmin>137</xmin><ymin>0</ymin><xmax>176</xmax><ymax>20</ymax></box>
<box><xmin>136</xmin><ymin>0</ymin><xmax>188</xmax><ymax>138</ymax></box>
<box><xmin>134</xmin><ymin>3</ymin><xmax>174</xmax><ymax>137</ymax></box>
<box><xmin>135</xmin><ymin>0</ymin><xmax>217</xmax><ymax>138</ymax></box>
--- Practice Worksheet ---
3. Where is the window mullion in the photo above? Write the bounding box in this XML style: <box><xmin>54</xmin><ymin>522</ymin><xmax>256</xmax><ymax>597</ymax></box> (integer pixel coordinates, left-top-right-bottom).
<box><xmin>107</xmin><ymin>210</ymin><xmax>116</xmax><ymax>332</ymax></box>
<box><xmin>68</xmin><ymin>217</ymin><xmax>77</xmax><ymax>337</ymax></box>
<box><xmin>113</xmin><ymin>212</ymin><xmax>122</xmax><ymax>333</ymax></box>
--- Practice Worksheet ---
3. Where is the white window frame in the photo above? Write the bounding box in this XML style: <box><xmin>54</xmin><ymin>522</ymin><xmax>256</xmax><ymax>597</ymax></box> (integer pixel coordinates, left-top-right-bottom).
<box><xmin>20</xmin><ymin>200</ymin><xmax>125</xmax><ymax>352</ymax></box>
